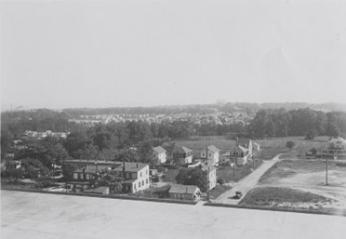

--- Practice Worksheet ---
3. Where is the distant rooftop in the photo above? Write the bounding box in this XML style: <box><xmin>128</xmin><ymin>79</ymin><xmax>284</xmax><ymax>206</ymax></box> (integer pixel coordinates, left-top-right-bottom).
<box><xmin>64</xmin><ymin>160</ymin><xmax>148</xmax><ymax>172</ymax></box>
<box><xmin>153</xmin><ymin>146</ymin><xmax>166</xmax><ymax>154</ymax></box>
<box><xmin>173</xmin><ymin>146</ymin><xmax>193</xmax><ymax>154</ymax></box>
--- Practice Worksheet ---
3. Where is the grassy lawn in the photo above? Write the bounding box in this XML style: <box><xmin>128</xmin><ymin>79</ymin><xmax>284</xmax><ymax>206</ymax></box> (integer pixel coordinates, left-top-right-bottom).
<box><xmin>259</xmin><ymin>159</ymin><xmax>345</xmax><ymax>185</ymax></box>
<box><xmin>256</xmin><ymin>136</ymin><xmax>330</xmax><ymax>159</ymax></box>
<box><xmin>217</xmin><ymin>159</ymin><xmax>263</xmax><ymax>183</ymax></box>
<box><xmin>240</xmin><ymin>186</ymin><xmax>334</xmax><ymax>207</ymax></box>
<box><xmin>209</xmin><ymin>185</ymin><xmax>231</xmax><ymax>199</ymax></box>
<box><xmin>162</xmin><ymin>169</ymin><xmax>179</xmax><ymax>183</ymax></box>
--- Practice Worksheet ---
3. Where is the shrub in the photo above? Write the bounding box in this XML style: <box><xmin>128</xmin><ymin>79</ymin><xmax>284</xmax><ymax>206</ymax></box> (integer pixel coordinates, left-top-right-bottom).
<box><xmin>286</xmin><ymin>141</ymin><xmax>295</xmax><ymax>150</ymax></box>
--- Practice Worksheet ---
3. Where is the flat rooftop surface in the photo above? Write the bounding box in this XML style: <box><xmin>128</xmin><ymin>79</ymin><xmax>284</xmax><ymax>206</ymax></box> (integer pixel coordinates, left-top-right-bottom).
<box><xmin>1</xmin><ymin>191</ymin><xmax>346</xmax><ymax>239</ymax></box>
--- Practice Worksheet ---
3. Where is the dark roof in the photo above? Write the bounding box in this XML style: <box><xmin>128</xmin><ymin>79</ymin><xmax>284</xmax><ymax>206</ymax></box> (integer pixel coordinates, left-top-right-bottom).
<box><xmin>153</xmin><ymin>146</ymin><xmax>166</xmax><ymax>154</ymax></box>
<box><xmin>237</xmin><ymin>138</ymin><xmax>251</xmax><ymax>146</ymax></box>
<box><xmin>173</xmin><ymin>146</ymin><xmax>193</xmax><ymax>154</ymax></box>
<box><xmin>169</xmin><ymin>184</ymin><xmax>200</xmax><ymax>194</ymax></box>
<box><xmin>66</xmin><ymin>160</ymin><xmax>148</xmax><ymax>172</ymax></box>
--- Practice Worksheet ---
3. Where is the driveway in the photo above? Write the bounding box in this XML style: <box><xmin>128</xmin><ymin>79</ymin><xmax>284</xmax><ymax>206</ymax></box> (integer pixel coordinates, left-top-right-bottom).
<box><xmin>214</xmin><ymin>154</ymin><xmax>281</xmax><ymax>204</ymax></box>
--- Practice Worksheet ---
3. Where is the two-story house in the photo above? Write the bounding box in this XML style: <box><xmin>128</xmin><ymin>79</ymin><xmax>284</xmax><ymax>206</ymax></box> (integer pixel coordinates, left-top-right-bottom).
<box><xmin>172</xmin><ymin>146</ymin><xmax>193</xmax><ymax>166</ymax></box>
<box><xmin>229</xmin><ymin>138</ymin><xmax>255</xmax><ymax>166</ymax></box>
<box><xmin>152</xmin><ymin>146</ymin><xmax>167</xmax><ymax>164</ymax></box>
<box><xmin>66</xmin><ymin>160</ymin><xmax>150</xmax><ymax>193</ymax></box>
<box><xmin>200</xmin><ymin>145</ymin><xmax>220</xmax><ymax>166</ymax></box>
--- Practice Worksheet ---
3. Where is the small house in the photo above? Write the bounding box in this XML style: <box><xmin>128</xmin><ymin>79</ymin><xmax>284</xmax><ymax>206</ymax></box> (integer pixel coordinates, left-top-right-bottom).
<box><xmin>172</xmin><ymin>146</ymin><xmax>193</xmax><ymax>166</ymax></box>
<box><xmin>169</xmin><ymin>184</ymin><xmax>201</xmax><ymax>201</ymax></box>
<box><xmin>153</xmin><ymin>146</ymin><xmax>167</xmax><ymax>164</ymax></box>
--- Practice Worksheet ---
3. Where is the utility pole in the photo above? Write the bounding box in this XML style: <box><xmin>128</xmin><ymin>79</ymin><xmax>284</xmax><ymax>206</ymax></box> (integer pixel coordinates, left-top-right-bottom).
<box><xmin>325</xmin><ymin>156</ymin><xmax>329</xmax><ymax>186</ymax></box>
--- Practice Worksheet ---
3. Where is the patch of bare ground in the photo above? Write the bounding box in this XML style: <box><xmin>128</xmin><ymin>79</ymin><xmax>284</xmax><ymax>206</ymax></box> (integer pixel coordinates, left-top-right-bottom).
<box><xmin>240</xmin><ymin>186</ymin><xmax>336</xmax><ymax>210</ymax></box>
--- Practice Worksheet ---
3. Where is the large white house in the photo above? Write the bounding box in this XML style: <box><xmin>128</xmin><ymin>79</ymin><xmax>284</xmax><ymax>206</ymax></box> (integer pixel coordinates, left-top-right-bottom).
<box><xmin>66</xmin><ymin>160</ymin><xmax>150</xmax><ymax>193</ymax></box>
<box><xmin>200</xmin><ymin>145</ymin><xmax>220</xmax><ymax>166</ymax></box>
<box><xmin>153</xmin><ymin>146</ymin><xmax>167</xmax><ymax>164</ymax></box>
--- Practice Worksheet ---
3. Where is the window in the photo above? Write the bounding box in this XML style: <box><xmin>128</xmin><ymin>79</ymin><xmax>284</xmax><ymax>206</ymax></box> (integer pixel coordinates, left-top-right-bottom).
<box><xmin>146</xmin><ymin>179</ymin><xmax>148</xmax><ymax>184</ymax></box>
<box><xmin>142</xmin><ymin>180</ymin><xmax>144</xmax><ymax>186</ymax></box>
<box><xmin>138</xmin><ymin>182</ymin><xmax>141</xmax><ymax>188</ymax></box>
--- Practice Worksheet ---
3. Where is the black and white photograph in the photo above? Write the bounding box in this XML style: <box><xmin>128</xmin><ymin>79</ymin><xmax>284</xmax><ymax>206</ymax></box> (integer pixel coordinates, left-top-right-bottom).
<box><xmin>1</xmin><ymin>0</ymin><xmax>346</xmax><ymax>238</ymax></box>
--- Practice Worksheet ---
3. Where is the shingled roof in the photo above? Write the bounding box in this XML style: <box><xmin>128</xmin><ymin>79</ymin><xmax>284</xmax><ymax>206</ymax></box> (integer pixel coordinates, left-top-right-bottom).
<box><xmin>153</xmin><ymin>146</ymin><xmax>166</xmax><ymax>154</ymax></box>
<box><xmin>207</xmin><ymin>145</ymin><xmax>220</xmax><ymax>152</ymax></box>
<box><xmin>169</xmin><ymin>184</ymin><xmax>200</xmax><ymax>194</ymax></box>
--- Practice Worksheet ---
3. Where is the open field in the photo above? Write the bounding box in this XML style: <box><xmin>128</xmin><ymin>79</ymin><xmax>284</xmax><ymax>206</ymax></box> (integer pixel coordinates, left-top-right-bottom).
<box><xmin>249</xmin><ymin>159</ymin><xmax>346</xmax><ymax>210</ymax></box>
<box><xmin>260</xmin><ymin>159</ymin><xmax>346</xmax><ymax>187</ymax></box>
<box><xmin>2</xmin><ymin>190</ymin><xmax>346</xmax><ymax>239</ymax></box>
<box><xmin>256</xmin><ymin>136</ymin><xmax>330</xmax><ymax>159</ymax></box>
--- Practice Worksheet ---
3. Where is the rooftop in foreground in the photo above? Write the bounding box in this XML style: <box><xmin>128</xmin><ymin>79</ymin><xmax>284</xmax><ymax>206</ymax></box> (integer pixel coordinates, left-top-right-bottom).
<box><xmin>1</xmin><ymin>190</ymin><xmax>346</xmax><ymax>239</ymax></box>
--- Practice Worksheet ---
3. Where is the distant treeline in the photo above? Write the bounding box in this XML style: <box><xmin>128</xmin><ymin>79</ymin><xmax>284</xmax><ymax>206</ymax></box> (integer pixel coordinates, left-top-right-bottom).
<box><xmin>248</xmin><ymin>108</ymin><xmax>346</xmax><ymax>138</ymax></box>
<box><xmin>60</xmin><ymin>102</ymin><xmax>346</xmax><ymax>116</ymax></box>
<box><xmin>1</xmin><ymin>107</ymin><xmax>346</xmax><ymax>163</ymax></box>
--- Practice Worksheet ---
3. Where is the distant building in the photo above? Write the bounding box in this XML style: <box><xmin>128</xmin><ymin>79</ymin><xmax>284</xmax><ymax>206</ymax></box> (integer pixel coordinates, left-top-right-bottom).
<box><xmin>321</xmin><ymin>137</ymin><xmax>346</xmax><ymax>159</ymax></box>
<box><xmin>230</xmin><ymin>138</ymin><xmax>255</xmax><ymax>166</ymax></box>
<box><xmin>200</xmin><ymin>145</ymin><xmax>220</xmax><ymax>166</ymax></box>
<box><xmin>168</xmin><ymin>184</ymin><xmax>201</xmax><ymax>201</ymax></box>
<box><xmin>153</xmin><ymin>146</ymin><xmax>167</xmax><ymax>164</ymax></box>
<box><xmin>65</xmin><ymin>160</ymin><xmax>150</xmax><ymax>193</ymax></box>
<box><xmin>201</xmin><ymin>164</ymin><xmax>217</xmax><ymax>190</ymax></box>
<box><xmin>23</xmin><ymin>130</ymin><xmax>70</xmax><ymax>139</ymax></box>
<box><xmin>172</xmin><ymin>146</ymin><xmax>193</xmax><ymax>165</ymax></box>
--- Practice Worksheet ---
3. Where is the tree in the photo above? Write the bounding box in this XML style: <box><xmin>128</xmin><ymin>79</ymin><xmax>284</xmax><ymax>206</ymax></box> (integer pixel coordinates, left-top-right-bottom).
<box><xmin>64</xmin><ymin>131</ymin><xmax>97</xmax><ymax>159</ymax></box>
<box><xmin>0</xmin><ymin>128</ymin><xmax>14</xmax><ymax>158</ymax></box>
<box><xmin>305</xmin><ymin>129</ymin><xmax>317</xmax><ymax>140</ymax></box>
<box><xmin>92</xmin><ymin>127</ymin><xmax>112</xmax><ymax>151</ymax></box>
<box><xmin>4</xmin><ymin>168</ymin><xmax>24</xmax><ymax>182</ymax></box>
<box><xmin>175</xmin><ymin>167</ymin><xmax>209</xmax><ymax>192</ymax></box>
<box><xmin>286</xmin><ymin>141</ymin><xmax>295</xmax><ymax>150</ymax></box>
<box><xmin>137</xmin><ymin>141</ymin><xmax>154</xmax><ymax>164</ymax></box>
<box><xmin>20</xmin><ymin>158</ymin><xmax>49</xmax><ymax>178</ymax></box>
<box><xmin>62</xmin><ymin>163</ymin><xmax>76</xmax><ymax>181</ymax></box>
<box><xmin>326</xmin><ymin>124</ymin><xmax>340</xmax><ymax>138</ymax></box>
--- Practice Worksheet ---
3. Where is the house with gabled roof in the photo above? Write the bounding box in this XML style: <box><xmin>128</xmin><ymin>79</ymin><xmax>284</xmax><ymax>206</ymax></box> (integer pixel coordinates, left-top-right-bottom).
<box><xmin>65</xmin><ymin>160</ymin><xmax>150</xmax><ymax>193</ymax></box>
<box><xmin>168</xmin><ymin>184</ymin><xmax>201</xmax><ymax>201</ymax></box>
<box><xmin>200</xmin><ymin>145</ymin><xmax>220</xmax><ymax>166</ymax></box>
<box><xmin>229</xmin><ymin>138</ymin><xmax>257</xmax><ymax>165</ymax></box>
<box><xmin>172</xmin><ymin>146</ymin><xmax>193</xmax><ymax>166</ymax></box>
<box><xmin>153</xmin><ymin>146</ymin><xmax>167</xmax><ymax>164</ymax></box>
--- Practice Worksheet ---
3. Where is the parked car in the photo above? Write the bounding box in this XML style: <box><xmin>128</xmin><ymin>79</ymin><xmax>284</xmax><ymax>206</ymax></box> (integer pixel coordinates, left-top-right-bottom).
<box><xmin>229</xmin><ymin>191</ymin><xmax>242</xmax><ymax>199</ymax></box>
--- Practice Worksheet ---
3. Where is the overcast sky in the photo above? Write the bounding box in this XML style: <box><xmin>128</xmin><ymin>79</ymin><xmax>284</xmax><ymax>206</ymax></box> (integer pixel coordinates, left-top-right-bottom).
<box><xmin>1</xmin><ymin>0</ymin><xmax>346</xmax><ymax>110</ymax></box>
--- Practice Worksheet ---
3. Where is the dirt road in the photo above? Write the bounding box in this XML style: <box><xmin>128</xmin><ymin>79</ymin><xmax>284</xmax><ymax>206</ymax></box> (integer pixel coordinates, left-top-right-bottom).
<box><xmin>214</xmin><ymin>155</ymin><xmax>281</xmax><ymax>204</ymax></box>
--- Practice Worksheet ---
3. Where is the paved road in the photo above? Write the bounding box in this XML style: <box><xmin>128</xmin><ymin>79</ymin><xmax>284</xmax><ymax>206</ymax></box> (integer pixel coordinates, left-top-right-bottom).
<box><xmin>214</xmin><ymin>155</ymin><xmax>281</xmax><ymax>204</ymax></box>
<box><xmin>1</xmin><ymin>190</ymin><xmax>346</xmax><ymax>239</ymax></box>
